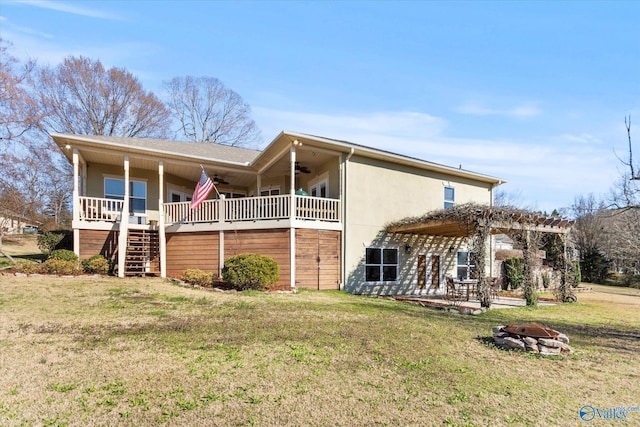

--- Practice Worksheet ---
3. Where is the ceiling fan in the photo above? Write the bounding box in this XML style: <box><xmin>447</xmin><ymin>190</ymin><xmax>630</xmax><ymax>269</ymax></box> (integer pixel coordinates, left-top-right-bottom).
<box><xmin>213</xmin><ymin>174</ymin><xmax>229</xmax><ymax>185</ymax></box>
<box><xmin>295</xmin><ymin>162</ymin><xmax>311</xmax><ymax>174</ymax></box>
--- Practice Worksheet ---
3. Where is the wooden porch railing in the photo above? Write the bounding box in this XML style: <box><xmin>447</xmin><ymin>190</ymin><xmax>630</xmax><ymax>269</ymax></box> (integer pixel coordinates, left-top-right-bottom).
<box><xmin>76</xmin><ymin>195</ymin><xmax>341</xmax><ymax>225</ymax></box>
<box><xmin>78</xmin><ymin>196</ymin><xmax>124</xmax><ymax>221</ymax></box>
<box><xmin>164</xmin><ymin>195</ymin><xmax>340</xmax><ymax>225</ymax></box>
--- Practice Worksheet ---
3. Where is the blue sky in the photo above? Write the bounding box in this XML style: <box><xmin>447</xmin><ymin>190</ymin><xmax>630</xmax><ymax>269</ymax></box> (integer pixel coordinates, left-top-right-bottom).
<box><xmin>2</xmin><ymin>0</ymin><xmax>639</xmax><ymax>213</ymax></box>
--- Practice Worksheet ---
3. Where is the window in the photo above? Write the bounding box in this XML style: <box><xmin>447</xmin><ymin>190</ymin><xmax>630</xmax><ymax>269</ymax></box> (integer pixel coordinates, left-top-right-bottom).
<box><xmin>260</xmin><ymin>187</ymin><xmax>280</xmax><ymax>196</ymax></box>
<box><xmin>169</xmin><ymin>190</ymin><xmax>191</xmax><ymax>203</ymax></box>
<box><xmin>104</xmin><ymin>178</ymin><xmax>147</xmax><ymax>215</ymax></box>
<box><xmin>309</xmin><ymin>173</ymin><xmax>329</xmax><ymax>198</ymax></box>
<box><xmin>444</xmin><ymin>186</ymin><xmax>455</xmax><ymax>209</ymax></box>
<box><xmin>365</xmin><ymin>248</ymin><xmax>398</xmax><ymax>282</ymax></box>
<box><xmin>309</xmin><ymin>181</ymin><xmax>327</xmax><ymax>198</ymax></box>
<box><xmin>456</xmin><ymin>251</ymin><xmax>476</xmax><ymax>280</ymax></box>
<box><xmin>220</xmin><ymin>191</ymin><xmax>246</xmax><ymax>199</ymax></box>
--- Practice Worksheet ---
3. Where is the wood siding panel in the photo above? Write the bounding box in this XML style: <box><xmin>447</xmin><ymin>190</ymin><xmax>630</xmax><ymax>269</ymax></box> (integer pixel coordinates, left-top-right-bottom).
<box><xmin>318</xmin><ymin>230</ymin><xmax>341</xmax><ymax>290</ymax></box>
<box><xmin>79</xmin><ymin>230</ymin><xmax>118</xmax><ymax>262</ymax></box>
<box><xmin>166</xmin><ymin>232</ymin><xmax>219</xmax><ymax>278</ymax></box>
<box><xmin>224</xmin><ymin>229</ymin><xmax>291</xmax><ymax>289</ymax></box>
<box><xmin>295</xmin><ymin>229</ymin><xmax>341</xmax><ymax>290</ymax></box>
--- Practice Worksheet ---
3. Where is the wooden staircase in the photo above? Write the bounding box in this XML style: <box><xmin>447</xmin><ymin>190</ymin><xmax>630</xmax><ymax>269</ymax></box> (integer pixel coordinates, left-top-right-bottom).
<box><xmin>125</xmin><ymin>229</ymin><xmax>160</xmax><ymax>276</ymax></box>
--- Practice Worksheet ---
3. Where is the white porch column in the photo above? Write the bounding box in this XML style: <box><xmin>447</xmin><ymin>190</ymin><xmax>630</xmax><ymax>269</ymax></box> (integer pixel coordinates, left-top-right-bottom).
<box><xmin>218</xmin><ymin>194</ymin><xmax>226</xmax><ymax>278</ymax></box>
<box><xmin>158</xmin><ymin>161</ymin><xmax>167</xmax><ymax>278</ymax></box>
<box><xmin>72</xmin><ymin>148</ymin><xmax>80</xmax><ymax>256</ymax></box>
<box><xmin>289</xmin><ymin>142</ymin><xmax>298</xmax><ymax>290</ymax></box>
<box><xmin>117</xmin><ymin>156</ymin><xmax>130</xmax><ymax>278</ymax></box>
<box><xmin>256</xmin><ymin>174</ymin><xmax>262</xmax><ymax>196</ymax></box>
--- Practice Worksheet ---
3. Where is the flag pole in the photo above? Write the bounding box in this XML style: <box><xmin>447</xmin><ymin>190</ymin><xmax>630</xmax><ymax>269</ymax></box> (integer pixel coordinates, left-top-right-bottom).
<box><xmin>200</xmin><ymin>164</ymin><xmax>221</xmax><ymax>198</ymax></box>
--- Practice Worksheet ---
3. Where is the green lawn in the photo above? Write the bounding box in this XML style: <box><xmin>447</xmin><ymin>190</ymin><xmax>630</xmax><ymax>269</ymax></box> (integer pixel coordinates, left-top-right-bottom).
<box><xmin>1</xmin><ymin>275</ymin><xmax>639</xmax><ymax>426</ymax></box>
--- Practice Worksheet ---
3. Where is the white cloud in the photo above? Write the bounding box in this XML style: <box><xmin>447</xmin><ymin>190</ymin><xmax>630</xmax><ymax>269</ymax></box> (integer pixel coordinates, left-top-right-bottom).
<box><xmin>556</xmin><ymin>133</ymin><xmax>602</xmax><ymax>144</ymax></box>
<box><xmin>11</xmin><ymin>0</ymin><xmax>123</xmax><ymax>20</ymax></box>
<box><xmin>456</xmin><ymin>102</ymin><xmax>541</xmax><ymax>118</ymax></box>
<box><xmin>253</xmin><ymin>107</ymin><xmax>620</xmax><ymax>212</ymax></box>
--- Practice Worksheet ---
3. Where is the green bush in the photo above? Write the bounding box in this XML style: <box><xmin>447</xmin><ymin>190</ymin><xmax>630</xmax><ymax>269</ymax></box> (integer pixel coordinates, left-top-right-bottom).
<box><xmin>541</xmin><ymin>272</ymin><xmax>550</xmax><ymax>289</ymax></box>
<box><xmin>43</xmin><ymin>259</ymin><xmax>80</xmax><ymax>275</ymax></box>
<box><xmin>605</xmin><ymin>272</ymin><xmax>640</xmax><ymax>289</ymax></box>
<box><xmin>580</xmin><ymin>248</ymin><xmax>610</xmax><ymax>284</ymax></box>
<box><xmin>503</xmin><ymin>257</ymin><xmax>524</xmax><ymax>290</ymax></box>
<box><xmin>222</xmin><ymin>253</ymin><xmax>279</xmax><ymax>291</ymax></box>
<box><xmin>37</xmin><ymin>232</ymin><xmax>64</xmax><ymax>255</ymax></box>
<box><xmin>16</xmin><ymin>259</ymin><xmax>43</xmax><ymax>274</ymax></box>
<box><xmin>572</xmin><ymin>260</ymin><xmax>582</xmax><ymax>287</ymax></box>
<box><xmin>49</xmin><ymin>249</ymin><xmax>79</xmax><ymax>262</ymax></box>
<box><xmin>82</xmin><ymin>255</ymin><xmax>111</xmax><ymax>275</ymax></box>
<box><xmin>183</xmin><ymin>269</ymin><xmax>214</xmax><ymax>287</ymax></box>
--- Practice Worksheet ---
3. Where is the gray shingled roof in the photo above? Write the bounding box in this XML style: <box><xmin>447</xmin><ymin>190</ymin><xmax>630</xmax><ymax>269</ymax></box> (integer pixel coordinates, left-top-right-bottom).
<box><xmin>68</xmin><ymin>134</ymin><xmax>262</xmax><ymax>164</ymax></box>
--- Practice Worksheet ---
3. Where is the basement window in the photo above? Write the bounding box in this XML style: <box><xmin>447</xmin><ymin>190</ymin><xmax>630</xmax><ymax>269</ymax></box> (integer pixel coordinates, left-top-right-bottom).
<box><xmin>365</xmin><ymin>248</ymin><xmax>398</xmax><ymax>282</ymax></box>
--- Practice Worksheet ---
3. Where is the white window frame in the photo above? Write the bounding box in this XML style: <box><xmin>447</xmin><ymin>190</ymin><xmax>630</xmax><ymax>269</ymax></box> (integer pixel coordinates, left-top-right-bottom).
<box><xmin>444</xmin><ymin>186</ymin><xmax>455</xmax><ymax>209</ymax></box>
<box><xmin>220</xmin><ymin>191</ymin><xmax>246</xmax><ymax>199</ymax></box>
<box><xmin>167</xmin><ymin>184</ymin><xmax>192</xmax><ymax>203</ymax></box>
<box><xmin>104</xmin><ymin>176</ymin><xmax>147</xmax><ymax>216</ymax></box>
<box><xmin>456</xmin><ymin>251</ymin><xmax>476</xmax><ymax>280</ymax></box>
<box><xmin>260</xmin><ymin>186</ymin><xmax>280</xmax><ymax>196</ymax></box>
<box><xmin>309</xmin><ymin>172</ymin><xmax>329</xmax><ymax>198</ymax></box>
<box><xmin>364</xmin><ymin>247</ymin><xmax>399</xmax><ymax>283</ymax></box>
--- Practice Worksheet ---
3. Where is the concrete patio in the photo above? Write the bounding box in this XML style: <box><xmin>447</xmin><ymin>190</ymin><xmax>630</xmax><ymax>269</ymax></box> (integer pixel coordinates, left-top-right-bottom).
<box><xmin>391</xmin><ymin>294</ymin><xmax>557</xmax><ymax>313</ymax></box>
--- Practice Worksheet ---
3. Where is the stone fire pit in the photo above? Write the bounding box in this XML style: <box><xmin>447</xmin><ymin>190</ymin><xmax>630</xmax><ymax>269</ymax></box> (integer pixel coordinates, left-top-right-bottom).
<box><xmin>492</xmin><ymin>322</ymin><xmax>573</xmax><ymax>355</ymax></box>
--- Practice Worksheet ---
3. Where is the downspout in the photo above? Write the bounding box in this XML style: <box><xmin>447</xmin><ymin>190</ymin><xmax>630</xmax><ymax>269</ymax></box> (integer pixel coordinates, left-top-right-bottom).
<box><xmin>341</xmin><ymin>147</ymin><xmax>355</xmax><ymax>290</ymax></box>
<box><xmin>117</xmin><ymin>156</ymin><xmax>130</xmax><ymax>278</ymax></box>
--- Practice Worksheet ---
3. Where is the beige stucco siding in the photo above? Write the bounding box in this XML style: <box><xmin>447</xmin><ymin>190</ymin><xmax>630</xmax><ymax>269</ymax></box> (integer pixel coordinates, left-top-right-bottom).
<box><xmin>343</xmin><ymin>155</ymin><xmax>493</xmax><ymax>294</ymax></box>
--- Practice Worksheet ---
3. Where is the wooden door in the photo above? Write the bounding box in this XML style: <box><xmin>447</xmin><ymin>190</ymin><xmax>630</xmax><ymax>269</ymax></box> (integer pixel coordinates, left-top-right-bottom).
<box><xmin>431</xmin><ymin>255</ymin><xmax>440</xmax><ymax>289</ymax></box>
<box><xmin>417</xmin><ymin>255</ymin><xmax>426</xmax><ymax>290</ymax></box>
<box><xmin>296</xmin><ymin>229</ymin><xmax>340</xmax><ymax>290</ymax></box>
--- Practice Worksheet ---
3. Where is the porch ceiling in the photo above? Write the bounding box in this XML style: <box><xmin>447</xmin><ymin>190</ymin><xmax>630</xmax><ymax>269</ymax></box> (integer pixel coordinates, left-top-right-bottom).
<box><xmin>59</xmin><ymin>134</ymin><xmax>337</xmax><ymax>190</ymax></box>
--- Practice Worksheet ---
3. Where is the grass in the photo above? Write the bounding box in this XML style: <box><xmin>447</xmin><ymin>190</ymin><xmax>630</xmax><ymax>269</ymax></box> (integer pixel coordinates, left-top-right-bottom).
<box><xmin>0</xmin><ymin>235</ymin><xmax>45</xmax><ymax>269</ymax></box>
<box><xmin>0</xmin><ymin>275</ymin><xmax>639</xmax><ymax>427</ymax></box>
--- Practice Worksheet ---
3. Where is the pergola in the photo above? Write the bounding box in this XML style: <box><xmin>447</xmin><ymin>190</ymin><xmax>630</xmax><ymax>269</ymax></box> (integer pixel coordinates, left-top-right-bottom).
<box><xmin>387</xmin><ymin>204</ymin><xmax>575</xmax><ymax>308</ymax></box>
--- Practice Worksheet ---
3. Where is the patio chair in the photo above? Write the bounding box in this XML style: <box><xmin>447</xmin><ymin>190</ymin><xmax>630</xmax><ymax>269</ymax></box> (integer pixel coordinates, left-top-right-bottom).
<box><xmin>445</xmin><ymin>276</ymin><xmax>465</xmax><ymax>302</ymax></box>
<box><xmin>489</xmin><ymin>277</ymin><xmax>502</xmax><ymax>300</ymax></box>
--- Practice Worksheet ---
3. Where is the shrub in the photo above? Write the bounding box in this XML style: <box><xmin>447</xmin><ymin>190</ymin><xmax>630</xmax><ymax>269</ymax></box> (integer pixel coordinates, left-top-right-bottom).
<box><xmin>82</xmin><ymin>255</ymin><xmax>111</xmax><ymax>274</ymax></box>
<box><xmin>183</xmin><ymin>269</ymin><xmax>214</xmax><ymax>287</ymax></box>
<box><xmin>572</xmin><ymin>260</ymin><xmax>582</xmax><ymax>287</ymax></box>
<box><xmin>37</xmin><ymin>232</ymin><xmax>64</xmax><ymax>255</ymax></box>
<box><xmin>541</xmin><ymin>272</ymin><xmax>550</xmax><ymax>289</ymax></box>
<box><xmin>43</xmin><ymin>259</ymin><xmax>80</xmax><ymax>275</ymax></box>
<box><xmin>580</xmin><ymin>248</ymin><xmax>610</xmax><ymax>284</ymax></box>
<box><xmin>49</xmin><ymin>249</ymin><xmax>79</xmax><ymax>262</ymax></box>
<box><xmin>503</xmin><ymin>257</ymin><xmax>524</xmax><ymax>290</ymax></box>
<box><xmin>222</xmin><ymin>253</ymin><xmax>279</xmax><ymax>291</ymax></box>
<box><xmin>16</xmin><ymin>259</ymin><xmax>43</xmax><ymax>274</ymax></box>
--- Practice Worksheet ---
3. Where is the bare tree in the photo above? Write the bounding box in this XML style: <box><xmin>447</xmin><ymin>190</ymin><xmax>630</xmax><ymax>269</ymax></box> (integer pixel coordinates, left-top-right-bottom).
<box><xmin>164</xmin><ymin>76</ymin><xmax>261</xmax><ymax>146</ymax></box>
<box><xmin>33</xmin><ymin>56</ymin><xmax>171</xmax><ymax>138</ymax></box>
<box><xmin>600</xmin><ymin>208</ymin><xmax>640</xmax><ymax>274</ymax></box>
<box><xmin>623</xmin><ymin>116</ymin><xmax>639</xmax><ymax>180</ymax></box>
<box><xmin>571</xmin><ymin>194</ymin><xmax>612</xmax><ymax>283</ymax></box>
<box><xmin>0</xmin><ymin>39</ymin><xmax>39</xmax><ymax>148</ymax></box>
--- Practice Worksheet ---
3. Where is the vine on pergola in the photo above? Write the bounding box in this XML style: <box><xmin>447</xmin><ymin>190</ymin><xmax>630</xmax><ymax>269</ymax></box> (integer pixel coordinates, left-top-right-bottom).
<box><xmin>387</xmin><ymin>203</ymin><xmax>575</xmax><ymax>308</ymax></box>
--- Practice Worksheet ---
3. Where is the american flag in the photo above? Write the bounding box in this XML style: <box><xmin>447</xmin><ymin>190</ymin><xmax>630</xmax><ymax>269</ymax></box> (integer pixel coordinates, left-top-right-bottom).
<box><xmin>190</xmin><ymin>170</ymin><xmax>215</xmax><ymax>209</ymax></box>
